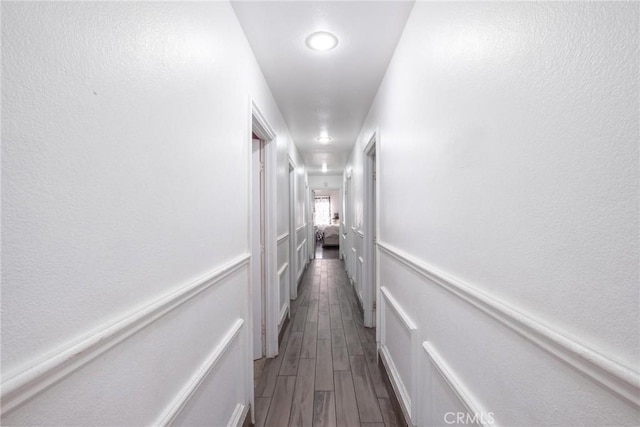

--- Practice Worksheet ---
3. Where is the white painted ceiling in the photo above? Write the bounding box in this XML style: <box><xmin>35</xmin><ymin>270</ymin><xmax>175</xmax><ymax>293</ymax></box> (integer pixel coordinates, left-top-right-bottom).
<box><xmin>231</xmin><ymin>1</ymin><xmax>414</xmax><ymax>175</ymax></box>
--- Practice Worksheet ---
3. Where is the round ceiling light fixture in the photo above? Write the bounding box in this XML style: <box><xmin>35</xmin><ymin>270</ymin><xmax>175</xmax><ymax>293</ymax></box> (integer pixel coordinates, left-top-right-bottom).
<box><xmin>305</xmin><ymin>31</ymin><xmax>339</xmax><ymax>51</ymax></box>
<box><xmin>316</xmin><ymin>135</ymin><xmax>333</xmax><ymax>143</ymax></box>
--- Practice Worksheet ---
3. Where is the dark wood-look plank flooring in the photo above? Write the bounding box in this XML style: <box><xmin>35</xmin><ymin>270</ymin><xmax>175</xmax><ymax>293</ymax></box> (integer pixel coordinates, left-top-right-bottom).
<box><xmin>254</xmin><ymin>259</ymin><xmax>404</xmax><ymax>427</ymax></box>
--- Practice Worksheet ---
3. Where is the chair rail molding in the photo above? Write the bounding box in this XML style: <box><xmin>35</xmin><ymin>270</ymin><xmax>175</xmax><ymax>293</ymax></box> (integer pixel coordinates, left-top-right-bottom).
<box><xmin>1</xmin><ymin>254</ymin><xmax>250</xmax><ymax>415</ymax></box>
<box><xmin>377</xmin><ymin>241</ymin><xmax>640</xmax><ymax>408</ymax></box>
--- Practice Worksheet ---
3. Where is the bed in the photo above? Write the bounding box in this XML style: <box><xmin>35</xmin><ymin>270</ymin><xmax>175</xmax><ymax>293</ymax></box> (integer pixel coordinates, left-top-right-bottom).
<box><xmin>321</xmin><ymin>224</ymin><xmax>340</xmax><ymax>247</ymax></box>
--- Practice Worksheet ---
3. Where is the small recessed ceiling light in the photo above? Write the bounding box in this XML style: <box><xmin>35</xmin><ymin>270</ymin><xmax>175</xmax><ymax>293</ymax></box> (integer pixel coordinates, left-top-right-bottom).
<box><xmin>322</xmin><ymin>163</ymin><xmax>328</xmax><ymax>173</ymax></box>
<box><xmin>316</xmin><ymin>136</ymin><xmax>333</xmax><ymax>143</ymax></box>
<box><xmin>305</xmin><ymin>31</ymin><xmax>339</xmax><ymax>52</ymax></box>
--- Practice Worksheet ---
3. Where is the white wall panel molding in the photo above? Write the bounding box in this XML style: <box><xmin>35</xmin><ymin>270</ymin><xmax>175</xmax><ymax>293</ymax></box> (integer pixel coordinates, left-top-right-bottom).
<box><xmin>279</xmin><ymin>302</ymin><xmax>289</xmax><ymax>329</ymax></box>
<box><xmin>278</xmin><ymin>262</ymin><xmax>289</xmax><ymax>279</ymax></box>
<box><xmin>296</xmin><ymin>238</ymin><xmax>307</xmax><ymax>283</ymax></box>
<box><xmin>278</xmin><ymin>262</ymin><xmax>290</xmax><ymax>325</ymax></box>
<box><xmin>296</xmin><ymin>223</ymin><xmax>307</xmax><ymax>233</ymax></box>
<box><xmin>227</xmin><ymin>403</ymin><xmax>249</xmax><ymax>427</ymax></box>
<box><xmin>356</xmin><ymin>256</ymin><xmax>364</xmax><ymax>306</ymax></box>
<box><xmin>355</xmin><ymin>229</ymin><xmax>364</xmax><ymax>238</ymax></box>
<box><xmin>0</xmin><ymin>255</ymin><xmax>250</xmax><ymax>416</ymax></box>
<box><xmin>422</xmin><ymin>342</ymin><xmax>494</xmax><ymax>427</ymax></box>
<box><xmin>378</xmin><ymin>241</ymin><xmax>640</xmax><ymax>408</ymax></box>
<box><xmin>351</xmin><ymin>248</ymin><xmax>357</xmax><ymax>280</ymax></box>
<box><xmin>296</xmin><ymin>240</ymin><xmax>306</xmax><ymax>254</ymax></box>
<box><xmin>277</xmin><ymin>233</ymin><xmax>290</xmax><ymax>245</ymax></box>
<box><xmin>156</xmin><ymin>319</ymin><xmax>245</xmax><ymax>426</ymax></box>
<box><xmin>379</xmin><ymin>286</ymin><xmax>418</xmax><ymax>425</ymax></box>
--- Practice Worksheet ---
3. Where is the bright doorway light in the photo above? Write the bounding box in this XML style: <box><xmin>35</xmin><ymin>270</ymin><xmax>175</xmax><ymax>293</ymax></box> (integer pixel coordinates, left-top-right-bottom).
<box><xmin>305</xmin><ymin>31</ymin><xmax>339</xmax><ymax>51</ymax></box>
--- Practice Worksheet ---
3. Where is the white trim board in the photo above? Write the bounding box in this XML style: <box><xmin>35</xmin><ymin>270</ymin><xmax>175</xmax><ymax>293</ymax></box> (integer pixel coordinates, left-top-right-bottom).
<box><xmin>378</xmin><ymin>241</ymin><xmax>640</xmax><ymax>408</ymax></box>
<box><xmin>279</xmin><ymin>304</ymin><xmax>289</xmax><ymax>329</ymax></box>
<box><xmin>379</xmin><ymin>286</ymin><xmax>418</xmax><ymax>425</ymax></box>
<box><xmin>277</xmin><ymin>233</ymin><xmax>290</xmax><ymax>245</ymax></box>
<box><xmin>227</xmin><ymin>403</ymin><xmax>249</xmax><ymax>427</ymax></box>
<box><xmin>1</xmin><ymin>255</ymin><xmax>250</xmax><ymax>416</ymax></box>
<box><xmin>278</xmin><ymin>262</ymin><xmax>289</xmax><ymax>279</ymax></box>
<box><xmin>422</xmin><ymin>341</ymin><xmax>494</xmax><ymax>427</ymax></box>
<box><xmin>278</xmin><ymin>262</ymin><xmax>290</xmax><ymax>323</ymax></box>
<box><xmin>156</xmin><ymin>319</ymin><xmax>245</xmax><ymax>426</ymax></box>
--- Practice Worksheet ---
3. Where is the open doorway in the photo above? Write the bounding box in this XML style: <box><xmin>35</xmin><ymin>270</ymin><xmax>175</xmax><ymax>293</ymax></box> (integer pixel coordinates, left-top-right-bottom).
<box><xmin>250</xmin><ymin>103</ymin><xmax>278</xmax><ymax>364</ymax></box>
<box><xmin>251</xmin><ymin>136</ymin><xmax>266</xmax><ymax>360</ymax></box>
<box><xmin>363</xmin><ymin>133</ymin><xmax>377</xmax><ymax>328</ymax></box>
<box><xmin>312</xmin><ymin>188</ymin><xmax>340</xmax><ymax>259</ymax></box>
<box><xmin>288</xmin><ymin>159</ymin><xmax>297</xmax><ymax>300</ymax></box>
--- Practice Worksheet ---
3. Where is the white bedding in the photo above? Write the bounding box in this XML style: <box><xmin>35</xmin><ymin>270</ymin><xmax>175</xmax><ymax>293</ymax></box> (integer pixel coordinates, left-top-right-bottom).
<box><xmin>323</xmin><ymin>225</ymin><xmax>340</xmax><ymax>238</ymax></box>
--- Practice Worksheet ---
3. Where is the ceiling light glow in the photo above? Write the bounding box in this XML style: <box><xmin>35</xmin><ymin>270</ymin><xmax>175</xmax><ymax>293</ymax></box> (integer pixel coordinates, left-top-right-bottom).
<box><xmin>316</xmin><ymin>136</ymin><xmax>333</xmax><ymax>143</ymax></box>
<box><xmin>306</xmin><ymin>31</ymin><xmax>339</xmax><ymax>52</ymax></box>
<box><xmin>322</xmin><ymin>163</ymin><xmax>328</xmax><ymax>173</ymax></box>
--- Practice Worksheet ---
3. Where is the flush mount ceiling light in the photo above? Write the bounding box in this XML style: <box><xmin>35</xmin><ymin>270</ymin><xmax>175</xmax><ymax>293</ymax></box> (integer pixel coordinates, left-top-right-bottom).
<box><xmin>305</xmin><ymin>31</ymin><xmax>339</xmax><ymax>51</ymax></box>
<box><xmin>322</xmin><ymin>163</ymin><xmax>328</xmax><ymax>173</ymax></box>
<box><xmin>316</xmin><ymin>136</ymin><xmax>333</xmax><ymax>143</ymax></box>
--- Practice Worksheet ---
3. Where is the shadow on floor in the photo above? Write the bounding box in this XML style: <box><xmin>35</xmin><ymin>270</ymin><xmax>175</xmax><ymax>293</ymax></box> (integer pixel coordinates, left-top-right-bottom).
<box><xmin>315</xmin><ymin>241</ymin><xmax>339</xmax><ymax>259</ymax></box>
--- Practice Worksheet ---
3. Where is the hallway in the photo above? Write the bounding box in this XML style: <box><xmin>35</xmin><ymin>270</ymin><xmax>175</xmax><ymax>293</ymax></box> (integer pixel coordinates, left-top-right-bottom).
<box><xmin>3</xmin><ymin>2</ymin><xmax>638</xmax><ymax>425</ymax></box>
<box><xmin>253</xmin><ymin>259</ymin><xmax>402</xmax><ymax>427</ymax></box>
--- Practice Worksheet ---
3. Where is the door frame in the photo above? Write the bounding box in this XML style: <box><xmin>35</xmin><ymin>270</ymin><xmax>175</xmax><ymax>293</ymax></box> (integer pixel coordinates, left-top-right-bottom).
<box><xmin>250</xmin><ymin>100</ymin><xmax>278</xmax><ymax>358</ymax></box>
<box><xmin>363</xmin><ymin>131</ymin><xmax>378</xmax><ymax>328</ymax></box>
<box><xmin>310</xmin><ymin>185</ymin><xmax>342</xmax><ymax>259</ymax></box>
<box><xmin>288</xmin><ymin>157</ymin><xmax>297</xmax><ymax>300</ymax></box>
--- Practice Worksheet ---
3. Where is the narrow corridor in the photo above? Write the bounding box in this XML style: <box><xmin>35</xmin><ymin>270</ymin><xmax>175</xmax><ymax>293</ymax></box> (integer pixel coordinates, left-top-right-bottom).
<box><xmin>253</xmin><ymin>259</ymin><xmax>403</xmax><ymax>427</ymax></box>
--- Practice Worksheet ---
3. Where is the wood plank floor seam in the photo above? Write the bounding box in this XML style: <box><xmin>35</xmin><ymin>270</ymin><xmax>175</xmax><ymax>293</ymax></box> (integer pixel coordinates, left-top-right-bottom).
<box><xmin>253</xmin><ymin>258</ymin><xmax>403</xmax><ymax>427</ymax></box>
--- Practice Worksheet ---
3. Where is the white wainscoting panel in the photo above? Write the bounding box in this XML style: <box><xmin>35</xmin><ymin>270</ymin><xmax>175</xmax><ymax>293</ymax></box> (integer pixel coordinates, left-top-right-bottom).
<box><xmin>277</xmin><ymin>233</ymin><xmax>289</xmax><ymax>245</ymax></box>
<box><xmin>422</xmin><ymin>342</ymin><xmax>494</xmax><ymax>427</ymax></box>
<box><xmin>356</xmin><ymin>256</ymin><xmax>364</xmax><ymax>306</ymax></box>
<box><xmin>350</xmin><ymin>247</ymin><xmax>357</xmax><ymax>285</ymax></box>
<box><xmin>297</xmin><ymin>238</ymin><xmax>307</xmax><ymax>283</ymax></box>
<box><xmin>1</xmin><ymin>255</ymin><xmax>250</xmax><ymax>418</ymax></box>
<box><xmin>278</xmin><ymin>262</ymin><xmax>290</xmax><ymax>328</ymax></box>
<box><xmin>227</xmin><ymin>403</ymin><xmax>249</xmax><ymax>427</ymax></box>
<box><xmin>379</xmin><ymin>286</ymin><xmax>418</xmax><ymax>425</ymax></box>
<box><xmin>378</xmin><ymin>241</ymin><xmax>640</xmax><ymax>409</ymax></box>
<box><xmin>157</xmin><ymin>319</ymin><xmax>245</xmax><ymax>426</ymax></box>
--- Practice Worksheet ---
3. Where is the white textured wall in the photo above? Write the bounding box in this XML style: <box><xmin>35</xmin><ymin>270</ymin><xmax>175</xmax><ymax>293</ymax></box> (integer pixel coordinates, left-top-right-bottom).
<box><xmin>309</xmin><ymin>174</ymin><xmax>343</xmax><ymax>190</ymax></box>
<box><xmin>344</xmin><ymin>2</ymin><xmax>639</xmax><ymax>426</ymax></box>
<box><xmin>2</xmin><ymin>1</ymin><xmax>304</xmax><ymax>424</ymax></box>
